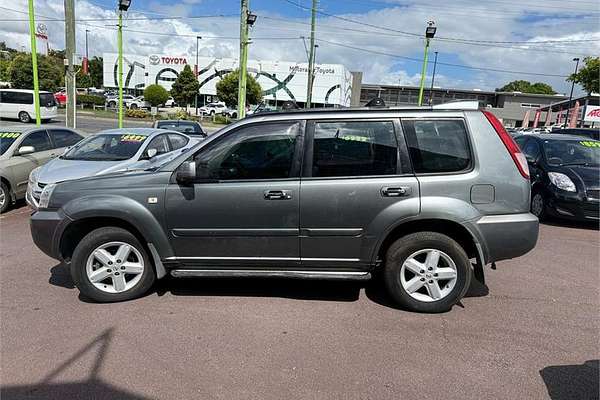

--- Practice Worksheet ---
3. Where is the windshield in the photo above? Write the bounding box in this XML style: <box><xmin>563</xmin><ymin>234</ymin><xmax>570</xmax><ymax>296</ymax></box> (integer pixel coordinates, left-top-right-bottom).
<box><xmin>543</xmin><ymin>139</ymin><xmax>600</xmax><ymax>166</ymax></box>
<box><xmin>62</xmin><ymin>134</ymin><xmax>147</xmax><ymax>161</ymax></box>
<box><xmin>0</xmin><ymin>132</ymin><xmax>22</xmax><ymax>155</ymax></box>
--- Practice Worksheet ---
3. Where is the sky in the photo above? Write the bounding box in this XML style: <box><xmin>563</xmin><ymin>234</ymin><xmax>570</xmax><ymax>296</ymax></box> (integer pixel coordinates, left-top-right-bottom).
<box><xmin>0</xmin><ymin>0</ymin><xmax>598</xmax><ymax>94</ymax></box>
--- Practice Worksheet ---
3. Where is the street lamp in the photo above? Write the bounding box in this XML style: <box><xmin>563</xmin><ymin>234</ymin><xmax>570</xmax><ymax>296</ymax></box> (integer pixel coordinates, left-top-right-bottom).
<box><xmin>564</xmin><ymin>57</ymin><xmax>580</xmax><ymax>128</ymax></box>
<box><xmin>117</xmin><ymin>0</ymin><xmax>132</xmax><ymax>128</ymax></box>
<box><xmin>118</xmin><ymin>0</ymin><xmax>131</xmax><ymax>11</ymax></box>
<box><xmin>247</xmin><ymin>11</ymin><xmax>257</xmax><ymax>27</ymax></box>
<box><xmin>418</xmin><ymin>20</ymin><xmax>436</xmax><ymax>106</ymax></box>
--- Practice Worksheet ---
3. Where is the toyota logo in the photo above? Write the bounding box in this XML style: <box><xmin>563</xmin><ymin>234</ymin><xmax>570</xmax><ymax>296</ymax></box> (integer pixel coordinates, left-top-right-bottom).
<box><xmin>149</xmin><ymin>55</ymin><xmax>160</xmax><ymax>65</ymax></box>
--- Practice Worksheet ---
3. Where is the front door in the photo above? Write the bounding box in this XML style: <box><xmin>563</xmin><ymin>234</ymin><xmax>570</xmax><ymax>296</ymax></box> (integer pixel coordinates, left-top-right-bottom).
<box><xmin>300</xmin><ymin>119</ymin><xmax>420</xmax><ymax>269</ymax></box>
<box><xmin>11</xmin><ymin>129</ymin><xmax>55</xmax><ymax>196</ymax></box>
<box><xmin>165</xmin><ymin>121</ymin><xmax>304</xmax><ymax>268</ymax></box>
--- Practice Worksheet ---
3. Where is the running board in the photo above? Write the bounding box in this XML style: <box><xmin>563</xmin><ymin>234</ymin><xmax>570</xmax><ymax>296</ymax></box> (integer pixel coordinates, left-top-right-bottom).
<box><xmin>170</xmin><ymin>269</ymin><xmax>371</xmax><ymax>281</ymax></box>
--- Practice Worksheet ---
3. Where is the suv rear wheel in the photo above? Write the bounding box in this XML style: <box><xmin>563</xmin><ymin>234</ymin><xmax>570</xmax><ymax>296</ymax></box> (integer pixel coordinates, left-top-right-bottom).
<box><xmin>384</xmin><ymin>232</ymin><xmax>472</xmax><ymax>313</ymax></box>
<box><xmin>19</xmin><ymin>111</ymin><xmax>31</xmax><ymax>123</ymax></box>
<box><xmin>71</xmin><ymin>227</ymin><xmax>156</xmax><ymax>302</ymax></box>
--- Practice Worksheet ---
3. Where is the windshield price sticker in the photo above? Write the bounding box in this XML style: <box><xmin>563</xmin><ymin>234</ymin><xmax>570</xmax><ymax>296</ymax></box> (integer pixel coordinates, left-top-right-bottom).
<box><xmin>0</xmin><ymin>132</ymin><xmax>22</xmax><ymax>139</ymax></box>
<box><xmin>579</xmin><ymin>141</ymin><xmax>600</xmax><ymax>148</ymax></box>
<box><xmin>120</xmin><ymin>134</ymin><xmax>147</xmax><ymax>142</ymax></box>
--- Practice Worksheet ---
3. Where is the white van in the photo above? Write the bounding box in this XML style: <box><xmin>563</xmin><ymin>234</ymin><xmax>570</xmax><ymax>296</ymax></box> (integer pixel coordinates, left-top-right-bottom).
<box><xmin>0</xmin><ymin>89</ymin><xmax>58</xmax><ymax>123</ymax></box>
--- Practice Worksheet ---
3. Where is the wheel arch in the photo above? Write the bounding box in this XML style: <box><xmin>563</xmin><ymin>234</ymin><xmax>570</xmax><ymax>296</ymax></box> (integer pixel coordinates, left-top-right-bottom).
<box><xmin>374</xmin><ymin>218</ymin><xmax>484</xmax><ymax>267</ymax></box>
<box><xmin>0</xmin><ymin>176</ymin><xmax>15</xmax><ymax>202</ymax></box>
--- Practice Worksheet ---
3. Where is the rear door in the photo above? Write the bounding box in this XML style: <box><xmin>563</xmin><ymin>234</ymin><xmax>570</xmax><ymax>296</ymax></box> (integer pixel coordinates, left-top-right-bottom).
<box><xmin>48</xmin><ymin>128</ymin><xmax>84</xmax><ymax>155</ymax></box>
<box><xmin>299</xmin><ymin>119</ymin><xmax>420</xmax><ymax>269</ymax></box>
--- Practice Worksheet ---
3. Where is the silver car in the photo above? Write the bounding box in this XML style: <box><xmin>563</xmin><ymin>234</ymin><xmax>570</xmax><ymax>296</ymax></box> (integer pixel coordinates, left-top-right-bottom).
<box><xmin>27</xmin><ymin>128</ymin><xmax>197</xmax><ymax>209</ymax></box>
<box><xmin>0</xmin><ymin>126</ymin><xmax>83</xmax><ymax>212</ymax></box>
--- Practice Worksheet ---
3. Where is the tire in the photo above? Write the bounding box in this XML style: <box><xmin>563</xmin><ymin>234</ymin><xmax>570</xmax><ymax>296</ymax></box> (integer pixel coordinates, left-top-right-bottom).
<box><xmin>210</xmin><ymin>110</ymin><xmax>215</xmax><ymax>116</ymax></box>
<box><xmin>108</xmin><ymin>101</ymin><xmax>116</xmax><ymax>108</ymax></box>
<box><xmin>384</xmin><ymin>231</ymin><xmax>472</xmax><ymax>313</ymax></box>
<box><xmin>530</xmin><ymin>190</ymin><xmax>546</xmax><ymax>221</ymax></box>
<box><xmin>71</xmin><ymin>227</ymin><xmax>156</xmax><ymax>303</ymax></box>
<box><xmin>18</xmin><ymin>111</ymin><xmax>31</xmax><ymax>123</ymax></box>
<box><xmin>0</xmin><ymin>181</ymin><xmax>10</xmax><ymax>213</ymax></box>
<box><xmin>130</xmin><ymin>103</ymin><xmax>138</xmax><ymax>109</ymax></box>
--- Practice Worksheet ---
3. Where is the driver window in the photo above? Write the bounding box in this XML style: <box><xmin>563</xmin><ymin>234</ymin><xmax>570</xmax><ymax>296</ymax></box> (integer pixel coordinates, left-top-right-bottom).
<box><xmin>146</xmin><ymin>134</ymin><xmax>170</xmax><ymax>156</ymax></box>
<box><xmin>194</xmin><ymin>122</ymin><xmax>299</xmax><ymax>180</ymax></box>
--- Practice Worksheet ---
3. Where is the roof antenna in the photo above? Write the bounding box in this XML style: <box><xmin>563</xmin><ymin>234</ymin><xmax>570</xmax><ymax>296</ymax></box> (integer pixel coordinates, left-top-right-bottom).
<box><xmin>365</xmin><ymin>97</ymin><xmax>386</xmax><ymax>107</ymax></box>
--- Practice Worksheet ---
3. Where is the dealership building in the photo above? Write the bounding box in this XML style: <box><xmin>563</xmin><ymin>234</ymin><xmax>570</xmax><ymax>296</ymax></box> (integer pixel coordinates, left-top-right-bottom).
<box><xmin>102</xmin><ymin>53</ymin><xmax>358</xmax><ymax>107</ymax></box>
<box><xmin>359</xmin><ymin>83</ymin><xmax>570</xmax><ymax>127</ymax></box>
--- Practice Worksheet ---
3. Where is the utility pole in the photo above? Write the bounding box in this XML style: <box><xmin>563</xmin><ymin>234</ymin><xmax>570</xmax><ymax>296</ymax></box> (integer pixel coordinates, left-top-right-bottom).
<box><xmin>195</xmin><ymin>36</ymin><xmax>201</xmax><ymax>116</ymax></box>
<box><xmin>85</xmin><ymin>29</ymin><xmax>89</xmax><ymax>60</ymax></box>
<box><xmin>428</xmin><ymin>51</ymin><xmax>438</xmax><ymax>106</ymax></box>
<box><xmin>418</xmin><ymin>21</ymin><xmax>436</xmax><ymax>106</ymax></box>
<box><xmin>27</xmin><ymin>0</ymin><xmax>41</xmax><ymax>125</ymax></box>
<box><xmin>564</xmin><ymin>57</ymin><xmax>580</xmax><ymax>128</ymax></box>
<box><xmin>64</xmin><ymin>0</ymin><xmax>76</xmax><ymax>128</ymax></box>
<box><xmin>237</xmin><ymin>1</ymin><xmax>256</xmax><ymax>119</ymax></box>
<box><xmin>117</xmin><ymin>10</ymin><xmax>124</xmax><ymax>128</ymax></box>
<box><xmin>306</xmin><ymin>0</ymin><xmax>317</xmax><ymax>108</ymax></box>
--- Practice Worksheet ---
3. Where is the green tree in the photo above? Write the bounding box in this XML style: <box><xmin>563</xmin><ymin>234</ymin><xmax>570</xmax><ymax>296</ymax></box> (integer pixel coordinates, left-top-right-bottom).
<box><xmin>568</xmin><ymin>56</ymin><xmax>599</xmax><ymax>95</ymax></box>
<box><xmin>0</xmin><ymin>59</ymin><xmax>10</xmax><ymax>81</ymax></box>
<box><xmin>8</xmin><ymin>53</ymin><xmax>63</xmax><ymax>92</ymax></box>
<box><xmin>170</xmin><ymin>64</ymin><xmax>199</xmax><ymax>108</ymax></box>
<box><xmin>496</xmin><ymin>80</ymin><xmax>555</xmax><ymax>94</ymax></box>
<box><xmin>144</xmin><ymin>84</ymin><xmax>169</xmax><ymax>106</ymax></box>
<box><xmin>88</xmin><ymin>56</ymin><xmax>103</xmax><ymax>88</ymax></box>
<box><xmin>216</xmin><ymin>69</ymin><xmax>263</xmax><ymax>108</ymax></box>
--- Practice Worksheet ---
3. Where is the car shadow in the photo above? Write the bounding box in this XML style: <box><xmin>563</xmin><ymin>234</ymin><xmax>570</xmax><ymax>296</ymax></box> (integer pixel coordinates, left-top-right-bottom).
<box><xmin>49</xmin><ymin>263</ymin><xmax>75</xmax><ymax>289</ymax></box>
<box><xmin>542</xmin><ymin>218</ymin><xmax>599</xmax><ymax>231</ymax></box>
<box><xmin>0</xmin><ymin>328</ymin><xmax>153</xmax><ymax>400</ymax></box>
<box><xmin>540</xmin><ymin>360</ymin><xmax>599</xmax><ymax>400</ymax></box>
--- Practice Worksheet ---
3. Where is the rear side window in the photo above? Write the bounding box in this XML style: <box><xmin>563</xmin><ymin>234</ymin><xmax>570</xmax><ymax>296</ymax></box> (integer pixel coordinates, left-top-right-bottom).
<box><xmin>403</xmin><ymin>119</ymin><xmax>471</xmax><ymax>173</ymax></box>
<box><xmin>168</xmin><ymin>133</ymin><xmax>189</xmax><ymax>150</ymax></box>
<box><xmin>21</xmin><ymin>130</ymin><xmax>52</xmax><ymax>152</ymax></box>
<box><xmin>1</xmin><ymin>91</ymin><xmax>33</xmax><ymax>104</ymax></box>
<box><xmin>50</xmin><ymin>129</ymin><xmax>83</xmax><ymax>148</ymax></box>
<box><xmin>311</xmin><ymin>121</ymin><xmax>398</xmax><ymax>177</ymax></box>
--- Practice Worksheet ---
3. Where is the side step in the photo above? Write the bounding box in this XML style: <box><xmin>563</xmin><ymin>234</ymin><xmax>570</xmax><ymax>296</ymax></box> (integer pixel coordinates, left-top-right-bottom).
<box><xmin>170</xmin><ymin>269</ymin><xmax>372</xmax><ymax>281</ymax></box>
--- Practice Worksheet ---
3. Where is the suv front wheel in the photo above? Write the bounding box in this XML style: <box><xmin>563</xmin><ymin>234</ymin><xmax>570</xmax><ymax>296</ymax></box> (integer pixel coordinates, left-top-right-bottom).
<box><xmin>384</xmin><ymin>232</ymin><xmax>472</xmax><ymax>313</ymax></box>
<box><xmin>71</xmin><ymin>227</ymin><xmax>156</xmax><ymax>302</ymax></box>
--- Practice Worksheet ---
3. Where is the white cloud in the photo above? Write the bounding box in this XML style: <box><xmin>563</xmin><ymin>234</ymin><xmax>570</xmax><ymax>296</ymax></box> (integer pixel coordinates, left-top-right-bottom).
<box><xmin>0</xmin><ymin>0</ymin><xmax>597</xmax><ymax>94</ymax></box>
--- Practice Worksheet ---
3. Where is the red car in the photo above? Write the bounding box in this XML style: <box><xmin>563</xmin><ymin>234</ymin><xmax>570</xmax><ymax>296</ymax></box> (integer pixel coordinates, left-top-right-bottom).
<box><xmin>54</xmin><ymin>91</ymin><xmax>67</xmax><ymax>105</ymax></box>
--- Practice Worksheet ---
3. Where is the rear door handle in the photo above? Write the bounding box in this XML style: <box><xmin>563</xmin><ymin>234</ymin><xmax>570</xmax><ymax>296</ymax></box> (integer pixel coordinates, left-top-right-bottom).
<box><xmin>381</xmin><ymin>186</ymin><xmax>411</xmax><ymax>197</ymax></box>
<box><xmin>264</xmin><ymin>190</ymin><xmax>292</xmax><ymax>200</ymax></box>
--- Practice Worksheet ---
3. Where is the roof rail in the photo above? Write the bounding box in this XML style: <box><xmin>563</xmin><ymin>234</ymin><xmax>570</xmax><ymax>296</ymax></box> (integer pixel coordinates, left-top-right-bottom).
<box><xmin>432</xmin><ymin>100</ymin><xmax>480</xmax><ymax>110</ymax></box>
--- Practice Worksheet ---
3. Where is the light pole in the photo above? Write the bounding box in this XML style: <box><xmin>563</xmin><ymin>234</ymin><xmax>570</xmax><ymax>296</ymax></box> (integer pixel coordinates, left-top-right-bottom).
<box><xmin>306</xmin><ymin>0</ymin><xmax>318</xmax><ymax>108</ymax></box>
<box><xmin>417</xmin><ymin>21</ymin><xmax>436</xmax><ymax>106</ymax></box>
<box><xmin>564</xmin><ymin>57</ymin><xmax>580</xmax><ymax>128</ymax></box>
<box><xmin>237</xmin><ymin>3</ymin><xmax>256</xmax><ymax>119</ymax></box>
<box><xmin>195</xmin><ymin>35</ymin><xmax>201</xmax><ymax>116</ymax></box>
<box><xmin>27</xmin><ymin>0</ymin><xmax>41</xmax><ymax>125</ymax></box>
<box><xmin>85</xmin><ymin>29</ymin><xmax>89</xmax><ymax>60</ymax></box>
<box><xmin>428</xmin><ymin>51</ymin><xmax>438</xmax><ymax>106</ymax></box>
<box><xmin>117</xmin><ymin>0</ymin><xmax>131</xmax><ymax>128</ymax></box>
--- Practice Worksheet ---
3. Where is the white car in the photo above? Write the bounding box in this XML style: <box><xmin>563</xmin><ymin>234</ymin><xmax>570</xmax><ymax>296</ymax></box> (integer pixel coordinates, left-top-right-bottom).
<box><xmin>106</xmin><ymin>95</ymin><xmax>135</xmax><ymax>108</ymax></box>
<box><xmin>126</xmin><ymin>96</ymin><xmax>151</xmax><ymax>110</ymax></box>
<box><xmin>164</xmin><ymin>97</ymin><xmax>176</xmax><ymax>107</ymax></box>
<box><xmin>0</xmin><ymin>89</ymin><xmax>58</xmax><ymax>123</ymax></box>
<box><xmin>199</xmin><ymin>102</ymin><xmax>226</xmax><ymax>116</ymax></box>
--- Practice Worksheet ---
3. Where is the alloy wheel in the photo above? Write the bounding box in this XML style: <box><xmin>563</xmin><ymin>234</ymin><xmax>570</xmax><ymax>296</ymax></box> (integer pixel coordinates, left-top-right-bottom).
<box><xmin>400</xmin><ymin>249</ymin><xmax>458</xmax><ymax>302</ymax></box>
<box><xmin>0</xmin><ymin>186</ymin><xmax>6</xmax><ymax>209</ymax></box>
<box><xmin>531</xmin><ymin>193</ymin><xmax>544</xmax><ymax>217</ymax></box>
<box><xmin>85</xmin><ymin>241</ymin><xmax>145</xmax><ymax>293</ymax></box>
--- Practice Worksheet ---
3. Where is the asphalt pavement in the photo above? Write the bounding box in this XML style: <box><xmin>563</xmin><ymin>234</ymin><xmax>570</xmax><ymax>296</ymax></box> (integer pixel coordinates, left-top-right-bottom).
<box><xmin>0</xmin><ymin>204</ymin><xmax>598</xmax><ymax>400</ymax></box>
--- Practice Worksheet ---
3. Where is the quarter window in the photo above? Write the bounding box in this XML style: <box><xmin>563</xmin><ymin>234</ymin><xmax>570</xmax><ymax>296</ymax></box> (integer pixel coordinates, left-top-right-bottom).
<box><xmin>404</xmin><ymin>119</ymin><xmax>471</xmax><ymax>173</ymax></box>
<box><xmin>168</xmin><ymin>133</ymin><xmax>189</xmax><ymax>151</ymax></box>
<box><xmin>522</xmin><ymin>140</ymin><xmax>541</xmax><ymax>160</ymax></box>
<box><xmin>311</xmin><ymin>121</ymin><xmax>398</xmax><ymax>177</ymax></box>
<box><xmin>20</xmin><ymin>130</ymin><xmax>52</xmax><ymax>152</ymax></box>
<box><xmin>194</xmin><ymin>122</ymin><xmax>299</xmax><ymax>180</ymax></box>
<box><xmin>50</xmin><ymin>129</ymin><xmax>83</xmax><ymax>148</ymax></box>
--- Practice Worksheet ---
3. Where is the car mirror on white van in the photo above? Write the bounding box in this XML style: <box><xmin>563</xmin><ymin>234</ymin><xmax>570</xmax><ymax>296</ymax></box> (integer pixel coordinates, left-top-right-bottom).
<box><xmin>17</xmin><ymin>146</ymin><xmax>35</xmax><ymax>155</ymax></box>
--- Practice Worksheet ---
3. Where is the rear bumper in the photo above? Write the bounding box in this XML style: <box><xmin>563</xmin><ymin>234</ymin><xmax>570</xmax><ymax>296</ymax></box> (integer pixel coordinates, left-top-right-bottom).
<box><xmin>471</xmin><ymin>213</ymin><xmax>539</xmax><ymax>263</ymax></box>
<box><xmin>30</xmin><ymin>209</ymin><xmax>72</xmax><ymax>261</ymax></box>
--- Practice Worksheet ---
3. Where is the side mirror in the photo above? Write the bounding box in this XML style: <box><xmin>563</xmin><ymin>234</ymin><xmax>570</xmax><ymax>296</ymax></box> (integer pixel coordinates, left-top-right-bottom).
<box><xmin>17</xmin><ymin>146</ymin><xmax>35</xmax><ymax>155</ymax></box>
<box><xmin>176</xmin><ymin>161</ymin><xmax>196</xmax><ymax>184</ymax></box>
<box><xmin>146</xmin><ymin>148</ymin><xmax>158</xmax><ymax>159</ymax></box>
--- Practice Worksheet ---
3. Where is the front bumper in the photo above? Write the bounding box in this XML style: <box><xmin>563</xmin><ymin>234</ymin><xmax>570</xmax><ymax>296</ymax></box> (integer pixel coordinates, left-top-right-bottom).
<box><xmin>30</xmin><ymin>209</ymin><xmax>72</xmax><ymax>261</ymax></box>
<box><xmin>471</xmin><ymin>213</ymin><xmax>539</xmax><ymax>263</ymax></box>
<box><xmin>546</xmin><ymin>190</ymin><xmax>599</xmax><ymax>221</ymax></box>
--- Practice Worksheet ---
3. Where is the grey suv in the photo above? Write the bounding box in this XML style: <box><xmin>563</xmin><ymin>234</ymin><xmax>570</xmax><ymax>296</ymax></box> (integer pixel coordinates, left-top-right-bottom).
<box><xmin>30</xmin><ymin>102</ymin><xmax>539</xmax><ymax>312</ymax></box>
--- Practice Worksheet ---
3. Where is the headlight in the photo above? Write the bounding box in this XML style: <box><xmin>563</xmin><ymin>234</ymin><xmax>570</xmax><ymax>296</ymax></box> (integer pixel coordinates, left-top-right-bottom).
<box><xmin>38</xmin><ymin>183</ymin><xmax>57</xmax><ymax>209</ymax></box>
<box><xmin>548</xmin><ymin>172</ymin><xmax>576</xmax><ymax>192</ymax></box>
<box><xmin>29</xmin><ymin>167</ymin><xmax>41</xmax><ymax>184</ymax></box>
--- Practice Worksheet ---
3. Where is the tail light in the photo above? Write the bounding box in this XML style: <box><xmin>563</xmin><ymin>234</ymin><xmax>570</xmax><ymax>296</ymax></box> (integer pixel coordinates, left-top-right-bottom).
<box><xmin>482</xmin><ymin>110</ymin><xmax>529</xmax><ymax>179</ymax></box>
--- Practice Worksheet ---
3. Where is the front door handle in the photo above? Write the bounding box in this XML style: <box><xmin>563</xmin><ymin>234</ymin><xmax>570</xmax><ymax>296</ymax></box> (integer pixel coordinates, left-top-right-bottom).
<box><xmin>264</xmin><ymin>190</ymin><xmax>292</xmax><ymax>200</ymax></box>
<box><xmin>381</xmin><ymin>186</ymin><xmax>411</xmax><ymax>197</ymax></box>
